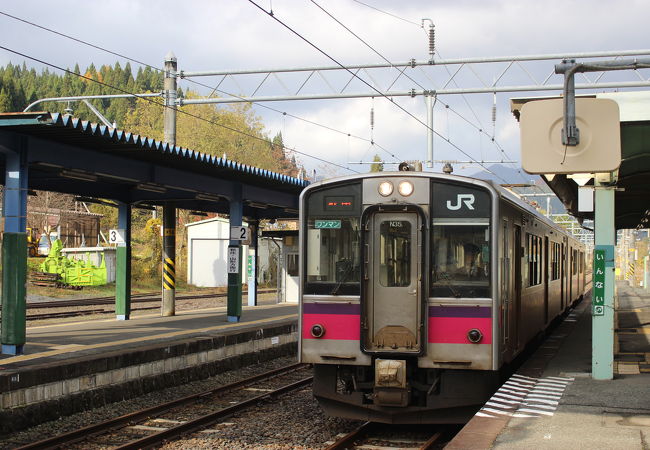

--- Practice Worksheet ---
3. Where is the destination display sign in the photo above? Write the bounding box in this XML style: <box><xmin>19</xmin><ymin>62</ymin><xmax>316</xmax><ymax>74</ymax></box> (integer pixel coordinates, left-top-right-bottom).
<box><xmin>315</xmin><ymin>219</ymin><xmax>341</xmax><ymax>229</ymax></box>
<box><xmin>324</xmin><ymin>195</ymin><xmax>355</xmax><ymax>211</ymax></box>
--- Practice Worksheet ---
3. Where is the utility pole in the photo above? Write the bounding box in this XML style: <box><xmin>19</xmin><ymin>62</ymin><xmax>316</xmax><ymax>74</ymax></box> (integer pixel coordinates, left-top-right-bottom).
<box><xmin>162</xmin><ymin>52</ymin><xmax>178</xmax><ymax>317</ymax></box>
<box><xmin>164</xmin><ymin>52</ymin><xmax>177</xmax><ymax>145</ymax></box>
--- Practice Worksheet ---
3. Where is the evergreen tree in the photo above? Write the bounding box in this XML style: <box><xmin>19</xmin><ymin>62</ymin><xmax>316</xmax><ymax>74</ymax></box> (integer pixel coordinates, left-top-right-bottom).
<box><xmin>370</xmin><ymin>154</ymin><xmax>384</xmax><ymax>172</ymax></box>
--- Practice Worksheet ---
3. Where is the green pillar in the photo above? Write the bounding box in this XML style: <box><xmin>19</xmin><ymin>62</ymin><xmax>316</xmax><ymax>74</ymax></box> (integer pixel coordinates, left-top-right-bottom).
<box><xmin>115</xmin><ymin>203</ymin><xmax>132</xmax><ymax>320</ymax></box>
<box><xmin>592</xmin><ymin>174</ymin><xmax>615</xmax><ymax>380</ymax></box>
<box><xmin>2</xmin><ymin>233</ymin><xmax>27</xmax><ymax>354</ymax></box>
<box><xmin>1</xmin><ymin>142</ymin><xmax>28</xmax><ymax>355</ymax></box>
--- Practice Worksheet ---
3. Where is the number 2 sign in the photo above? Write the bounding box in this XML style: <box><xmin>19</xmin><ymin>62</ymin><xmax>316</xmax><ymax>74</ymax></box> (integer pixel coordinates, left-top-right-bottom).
<box><xmin>230</xmin><ymin>226</ymin><xmax>250</xmax><ymax>241</ymax></box>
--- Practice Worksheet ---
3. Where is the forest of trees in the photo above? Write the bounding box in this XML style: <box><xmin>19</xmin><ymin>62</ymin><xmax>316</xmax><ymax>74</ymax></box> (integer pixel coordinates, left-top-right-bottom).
<box><xmin>0</xmin><ymin>61</ymin><xmax>302</xmax><ymax>285</ymax></box>
<box><xmin>0</xmin><ymin>61</ymin><xmax>301</xmax><ymax>176</ymax></box>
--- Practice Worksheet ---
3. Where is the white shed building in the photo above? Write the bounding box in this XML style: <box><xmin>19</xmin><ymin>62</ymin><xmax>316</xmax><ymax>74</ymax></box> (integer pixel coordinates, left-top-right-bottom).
<box><xmin>186</xmin><ymin>217</ymin><xmax>248</xmax><ymax>287</ymax></box>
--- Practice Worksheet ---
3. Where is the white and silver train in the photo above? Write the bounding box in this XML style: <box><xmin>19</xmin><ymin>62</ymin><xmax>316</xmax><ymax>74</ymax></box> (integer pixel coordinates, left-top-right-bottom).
<box><xmin>299</xmin><ymin>169</ymin><xmax>587</xmax><ymax>423</ymax></box>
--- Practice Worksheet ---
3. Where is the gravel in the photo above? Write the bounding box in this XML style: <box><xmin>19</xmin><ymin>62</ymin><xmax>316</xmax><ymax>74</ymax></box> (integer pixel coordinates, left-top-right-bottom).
<box><xmin>0</xmin><ymin>356</ymin><xmax>359</xmax><ymax>449</ymax></box>
<box><xmin>162</xmin><ymin>387</ymin><xmax>360</xmax><ymax>450</ymax></box>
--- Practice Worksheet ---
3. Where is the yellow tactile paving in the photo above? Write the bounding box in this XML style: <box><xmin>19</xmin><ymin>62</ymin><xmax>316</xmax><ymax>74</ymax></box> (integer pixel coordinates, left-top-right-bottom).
<box><xmin>0</xmin><ymin>313</ymin><xmax>297</xmax><ymax>366</ymax></box>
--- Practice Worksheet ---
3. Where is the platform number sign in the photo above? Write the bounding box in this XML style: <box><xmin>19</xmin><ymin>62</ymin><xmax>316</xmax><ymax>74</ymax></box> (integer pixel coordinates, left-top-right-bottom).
<box><xmin>593</xmin><ymin>249</ymin><xmax>606</xmax><ymax>316</ymax></box>
<box><xmin>109</xmin><ymin>229</ymin><xmax>125</xmax><ymax>245</ymax></box>
<box><xmin>230</xmin><ymin>226</ymin><xmax>249</xmax><ymax>241</ymax></box>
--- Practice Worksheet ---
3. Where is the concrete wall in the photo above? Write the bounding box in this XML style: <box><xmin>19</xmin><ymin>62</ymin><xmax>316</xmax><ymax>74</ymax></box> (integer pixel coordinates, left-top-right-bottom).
<box><xmin>0</xmin><ymin>322</ymin><xmax>297</xmax><ymax>433</ymax></box>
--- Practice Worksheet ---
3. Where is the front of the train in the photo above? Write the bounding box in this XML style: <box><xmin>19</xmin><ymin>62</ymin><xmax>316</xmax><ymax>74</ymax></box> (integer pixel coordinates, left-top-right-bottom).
<box><xmin>299</xmin><ymin>169</ymin><xmax>500</xmax><ymax>423</ymax></box>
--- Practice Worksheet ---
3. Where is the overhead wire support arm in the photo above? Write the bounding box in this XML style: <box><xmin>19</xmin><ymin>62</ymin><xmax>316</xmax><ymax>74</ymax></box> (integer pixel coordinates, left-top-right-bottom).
<box><xmin>23</xmin><ymin>92</ymin><xmax>163</xmax><ymax>112</ymax></box>
<box><xmin>555</xmin><ymin>57</ymin><xmax>650</xmax><ymax>146</ymax></box>
<box><xmin>178</xmin><ymin>49</ymin><xmax>650</xmax><ymax>79</ymax></box>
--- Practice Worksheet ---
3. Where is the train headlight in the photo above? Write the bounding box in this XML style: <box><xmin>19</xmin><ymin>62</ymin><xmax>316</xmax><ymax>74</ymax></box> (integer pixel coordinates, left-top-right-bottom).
<box><xmin>311</xmin><ymin>324</ymin><xmax>326</xmax><ymax>338</ymax></box>
<box><xmin>378</xmin><ymin>181</ymin><xmax>394</xmax><ymax>197</ymax></box>
<box><xmin>398</xmin><ymin>181</ymin><xmax>414</xmax><ymax>196</ymax></box>
<box><xmin>467</xmin><ymin>328</ymin><xmax>483</xmax><ymax>343</ymax></box>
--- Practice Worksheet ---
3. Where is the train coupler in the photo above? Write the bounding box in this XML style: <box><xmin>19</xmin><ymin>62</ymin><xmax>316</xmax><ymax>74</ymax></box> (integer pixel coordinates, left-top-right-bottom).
<box><xmin>373</xmin><ymin>359</ymin><xmax>409</xmax><ymax>406</ymax></box>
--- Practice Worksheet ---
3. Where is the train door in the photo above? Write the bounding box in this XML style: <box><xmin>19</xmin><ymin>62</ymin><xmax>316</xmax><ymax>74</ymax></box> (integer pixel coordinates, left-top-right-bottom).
<box><xmin>568</xmin><ymin>247</ymin><xmax>573</xmax><ymax>303</ymax></box>
<box><xmin>544</xmin><ymin>236</ymin><xmax>549</xmax><ymax>324</ymax></box>
<box><xmin>501</xmin><ymin>219</ymin><xmax>511</xmax><ymax>356</ymax></box>
<box><xmin>513</xmin><ymin>224</ymin><xmax>522</xmax><ymax>351</ymax></box>
<box><xmin>560</xmin><ymin>242</ymin><xmax>566</xmax><ymax>311</ymax></box>
<box><xmin>363</xmin><ymin>211</ymin><xmax>422</xmax><ymax>353</ymax></box>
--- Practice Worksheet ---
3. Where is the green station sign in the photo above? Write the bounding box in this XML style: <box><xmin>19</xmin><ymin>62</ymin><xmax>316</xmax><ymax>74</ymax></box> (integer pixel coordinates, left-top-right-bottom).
<box><xmin>593</xmin><ymin>249</ymin><xmax>605</xmax><ymax>316</ymax></box>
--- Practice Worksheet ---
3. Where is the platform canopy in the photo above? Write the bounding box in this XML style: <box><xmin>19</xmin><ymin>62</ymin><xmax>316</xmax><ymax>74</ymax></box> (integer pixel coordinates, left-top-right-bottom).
<box><xmin>511</xmin><ymin>91</ymin><xmax>650</xmax><ymax>230</ymax></box>
<box><xmin>0</xmin><ymin>111</ymin><xmax>308</xmax><ymax>219</ymax></box>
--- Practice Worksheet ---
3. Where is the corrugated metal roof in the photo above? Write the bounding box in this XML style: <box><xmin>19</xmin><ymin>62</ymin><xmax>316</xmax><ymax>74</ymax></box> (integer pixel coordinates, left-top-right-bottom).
<box><xmin>0</xmin><ymin>111</ymin><xmax>309</xmax><ymax>190</ymax></box>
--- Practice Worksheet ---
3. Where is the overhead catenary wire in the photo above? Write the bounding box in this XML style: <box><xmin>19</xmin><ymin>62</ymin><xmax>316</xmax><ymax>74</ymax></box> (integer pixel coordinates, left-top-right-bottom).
<box><xmin>304</xmin><ymin>0</ymin><xmax>509</xmax><ymax>184</ymax></box>
<box><xmin>249</xmin><ymin>0</ymin><xmax>508</xmax><ymax>184</ymax></box>
<box><xmin>335</xmin><ymin>3</ymin><xmax>528</xmax><ymax>183</ymax></box>
<box><xmin>0</xmin><ymin>9</ymin><xmax>398</xmax><ymax>165</ymax></box>
<box><xmin>350</xmin><ymin>0</ymin><xmax>421</xmax><ymax>27</ymax></box>
<box><xmin>0</xmin><ymin>44</ymin><xmax>357</xmax><ymax>174</ymax></box>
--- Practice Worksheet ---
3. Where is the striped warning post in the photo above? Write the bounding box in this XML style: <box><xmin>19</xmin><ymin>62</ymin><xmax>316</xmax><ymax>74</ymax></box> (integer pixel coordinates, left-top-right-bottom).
<box><xmin>163</xmin><ymin>257</ymin><xmax>175</xmax><ymax>290</ymax></box>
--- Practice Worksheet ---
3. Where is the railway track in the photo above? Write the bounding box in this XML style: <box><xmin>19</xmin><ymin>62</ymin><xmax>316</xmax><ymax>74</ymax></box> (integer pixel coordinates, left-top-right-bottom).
<box><xmin>25</xmin><ymin>288</ymin><xmax>276</xmax><ymax>309</ymax></box>
<box><xmin>16</xmin><ymin>363</ymin><xmax>311</xmax><ymax>450</ymax></box>
<box><xmin>326</xmin><ymin>422</ymin><xmax>448</xmax><ymax>450</ymax></box>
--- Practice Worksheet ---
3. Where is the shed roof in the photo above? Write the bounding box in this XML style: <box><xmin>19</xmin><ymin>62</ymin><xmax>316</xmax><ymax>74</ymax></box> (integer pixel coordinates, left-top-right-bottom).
<box><xmin>0</xmin><ymin>112</ymin><xmax>308</xmax><ymax>219</ymax></box>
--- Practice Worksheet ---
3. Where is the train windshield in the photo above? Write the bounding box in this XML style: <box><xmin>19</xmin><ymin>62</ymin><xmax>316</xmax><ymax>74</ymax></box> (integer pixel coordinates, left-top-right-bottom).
<box><xmin>305</xmin><ymin>218</ymin><xmax>361</xmax><ymax>295</ymax></box>
<box><xmin>431</xmin><ymin>219</ymin><xmax>490</xmax><ymax>298</ymax></box>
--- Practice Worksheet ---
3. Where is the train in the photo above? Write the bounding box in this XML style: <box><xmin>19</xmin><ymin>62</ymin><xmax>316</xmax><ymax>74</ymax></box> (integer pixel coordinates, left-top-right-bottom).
<box><xmin>298</xmin><ymin>167</ymin><xmax>587</xmax><ymax>424</ymax></box>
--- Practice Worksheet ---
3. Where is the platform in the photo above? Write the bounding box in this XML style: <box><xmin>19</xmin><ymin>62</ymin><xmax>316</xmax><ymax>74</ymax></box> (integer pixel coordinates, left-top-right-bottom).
<box><xmin>0</xmin><ymin>302</ymin><xmax>298</xmax><ymax>432</ymax></box>
<box><xmin>447</xmin><ymin>281</ymin><xmax>650</xmax><ymax>449</ymax></box>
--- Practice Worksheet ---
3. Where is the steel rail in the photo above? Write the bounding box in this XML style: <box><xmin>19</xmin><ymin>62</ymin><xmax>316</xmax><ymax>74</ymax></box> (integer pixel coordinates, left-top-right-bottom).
<box><xmin>22</xmin><ymin>289</ymin><xmax>276</xmax><ymax>309</ymax></box>
<box><xmin>420</xmin><ymin>431</ymin><xmax>443</xmax><ymax>450</ymax></box>
<box><xmin>325</xmin><ymin>421</ymin><xmax>376</xmax><ymax>450</ymax></box>
<box><xmin>116</xmin><ymin>376</ymin><xmax>313</xmax><ymax>450</ymax></box>
<box><xmin>16</xmin><ymin>363</ymin><xmax>307</xmax><ymax>450</ymax></box>
<box><xmin>326</xmin><ymin>423</ymin><xmax>443</xmax><ymax>450</ymax></box>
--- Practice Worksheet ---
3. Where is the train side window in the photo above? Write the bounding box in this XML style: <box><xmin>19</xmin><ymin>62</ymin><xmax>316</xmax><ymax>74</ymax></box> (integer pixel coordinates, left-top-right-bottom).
<box><xmin>551</xmin><ymin>242</ymin><xmax>561</xmax><ymax>281</ymax></box>
<box><xmin>526</xmin><ymin>233</ymin><xmax>543</xmax><ymax>287</ymax></box>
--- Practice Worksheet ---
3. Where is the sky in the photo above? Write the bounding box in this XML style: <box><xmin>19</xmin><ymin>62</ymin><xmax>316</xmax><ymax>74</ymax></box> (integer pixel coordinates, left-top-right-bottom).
<box><xmin>1</xmin><ymin>0</ymin><xmax>650</xmax><ymax>181</ymax></box>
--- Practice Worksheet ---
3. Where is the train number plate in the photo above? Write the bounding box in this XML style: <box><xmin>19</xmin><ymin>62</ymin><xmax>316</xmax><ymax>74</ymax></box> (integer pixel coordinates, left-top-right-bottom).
<box><xmin>315</xmin><ymin>220</ymin><xmax>341</xmax><ymax>229</ymax></box>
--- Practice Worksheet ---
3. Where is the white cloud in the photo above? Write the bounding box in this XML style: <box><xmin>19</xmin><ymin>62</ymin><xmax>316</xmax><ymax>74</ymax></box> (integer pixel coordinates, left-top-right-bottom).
<box><xmin>1</xmin><ymin>0</ymin><xmax>649</xmax><ymax>177</ymax></box>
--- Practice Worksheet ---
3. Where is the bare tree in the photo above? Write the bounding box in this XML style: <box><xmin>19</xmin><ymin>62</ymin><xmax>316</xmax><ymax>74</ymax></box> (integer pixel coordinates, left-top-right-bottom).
<box><xmin>27</xmin><ymin>190</ymin><xmax>78</xmax><ymax>249</ymax></box>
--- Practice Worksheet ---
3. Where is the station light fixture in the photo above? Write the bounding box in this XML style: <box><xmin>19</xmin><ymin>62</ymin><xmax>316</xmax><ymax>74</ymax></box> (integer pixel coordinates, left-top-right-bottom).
<box><xmin>136</xmin><ymin>183</ymin><xmax>167</xmax><ymax>194</ymax></box>
<box><xmin>196</xmin><ymin>193</ymin><xmax>221</xmax><ymax>202</ymax></box>
<box><xmin>60</xmin><ymin>169</ymin><xmax>98</xmax><ymax>182</ymax></box>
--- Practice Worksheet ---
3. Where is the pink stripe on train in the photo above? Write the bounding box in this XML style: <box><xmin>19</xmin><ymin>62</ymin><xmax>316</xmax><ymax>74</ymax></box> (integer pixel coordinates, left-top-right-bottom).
<box><xmin>302</xmin><ymin>314</ymin><xmax>360</xmax><ymax>340</ymax></box>
<box><xmin>428</xmin><ymin>317</ymin><xmax>492</xmax><ymax>344</ymax></box>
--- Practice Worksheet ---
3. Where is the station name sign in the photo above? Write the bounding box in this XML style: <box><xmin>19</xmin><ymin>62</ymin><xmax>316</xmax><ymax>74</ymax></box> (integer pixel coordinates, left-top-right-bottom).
<box><xmin>593</xmin><ymin>249</ymin><xmax>605</xmax><ymax>316</ymax></box>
